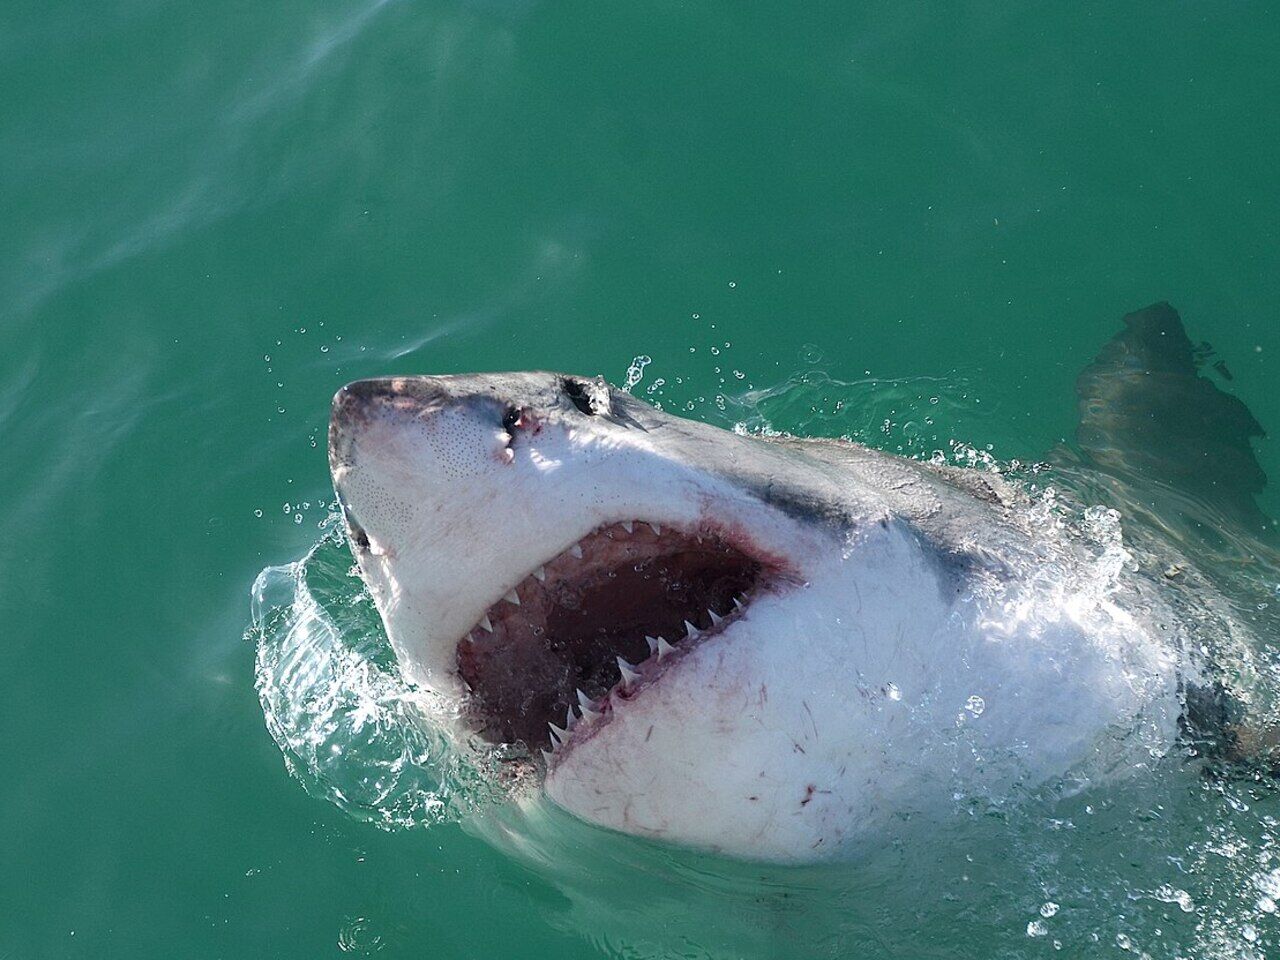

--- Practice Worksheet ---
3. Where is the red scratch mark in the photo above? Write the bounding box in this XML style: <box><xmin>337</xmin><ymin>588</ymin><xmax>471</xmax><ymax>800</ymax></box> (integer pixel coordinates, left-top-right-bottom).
<box><xmin>802</xmin><ymin>700</ymin><xmax>818</xmax><ymax>740</ymax></box>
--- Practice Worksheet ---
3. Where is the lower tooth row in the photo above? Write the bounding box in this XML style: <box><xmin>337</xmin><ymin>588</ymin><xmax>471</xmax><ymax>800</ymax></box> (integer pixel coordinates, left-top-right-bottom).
<box><xmin>541</xmin><ymin>596</ymin><xmax>749</xmax><ymax>763</ymax></box>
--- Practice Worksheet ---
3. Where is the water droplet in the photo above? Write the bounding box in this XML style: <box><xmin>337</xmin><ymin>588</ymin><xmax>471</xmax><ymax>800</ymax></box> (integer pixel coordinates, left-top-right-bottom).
<box><xmin>623</xmin><ymin>355</ymin><xmax>651</xmax><ymax>392</ymax></box>
<box><xmin>965</xmin><ymin>695</ymin><xmax>985</xmax><ymax>717</ymax></box>
<box><xmin>1026</xmin><ymin>920</ymin><xmax>1047</xmax><ymax>937</ymax></box>
<box><xmin>1040</xmin><ymin>902</ymin><xmax>1059</xmax><ymax>918</ymax></box>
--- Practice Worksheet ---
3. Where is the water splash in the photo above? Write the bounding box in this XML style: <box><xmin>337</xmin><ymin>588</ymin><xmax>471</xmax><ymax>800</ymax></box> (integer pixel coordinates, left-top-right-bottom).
<box><xmin>249</xmin><ymin>517</ymin><xmax>502</xmax><ymax>830</ymax></box>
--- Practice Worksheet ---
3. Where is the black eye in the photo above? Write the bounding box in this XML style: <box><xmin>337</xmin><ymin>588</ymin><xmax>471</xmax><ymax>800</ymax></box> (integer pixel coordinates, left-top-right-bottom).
<box><xmin>563</xmin><ymin>378</ymin><xmax>600</xmax><ymax>416</ymax></box>
<box><xmin>502</xmin><ymin>406</ymin><xmax>520</xmax><ymax>433</ymax></box>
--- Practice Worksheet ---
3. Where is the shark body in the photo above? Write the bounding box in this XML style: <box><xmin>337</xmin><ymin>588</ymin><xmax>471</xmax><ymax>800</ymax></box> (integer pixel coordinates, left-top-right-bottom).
<box><xmin>326</xmin><ymin>304</ymin><xmax>1271</xmax><ymax>862</ymax></box>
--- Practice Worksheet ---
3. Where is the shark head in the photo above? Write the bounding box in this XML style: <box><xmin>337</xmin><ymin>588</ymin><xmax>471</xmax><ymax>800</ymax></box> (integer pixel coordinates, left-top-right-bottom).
<box><xmin>329</xmin><ymin>372</ymin><xmax>1181</xmax><ymax>861</ymax></box>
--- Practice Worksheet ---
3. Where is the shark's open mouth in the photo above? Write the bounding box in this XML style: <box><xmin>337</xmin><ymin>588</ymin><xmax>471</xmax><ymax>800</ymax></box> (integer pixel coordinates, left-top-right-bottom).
<box><xmin>456</xmin><ymin>522</ymin><xmax>775</xmax><ymax>760</ymax></box>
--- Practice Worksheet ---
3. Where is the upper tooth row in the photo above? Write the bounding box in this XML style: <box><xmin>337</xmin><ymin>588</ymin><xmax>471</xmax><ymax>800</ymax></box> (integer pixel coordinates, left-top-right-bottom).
<box><xmin>509</xmin><ymin>523</ymin><xmax>668</xmax><ymax>605</ymax></box>
<box><xmin>480</xmin><ymin>594</ymin><xmax>745</xmax><ymax>643</ymax></box>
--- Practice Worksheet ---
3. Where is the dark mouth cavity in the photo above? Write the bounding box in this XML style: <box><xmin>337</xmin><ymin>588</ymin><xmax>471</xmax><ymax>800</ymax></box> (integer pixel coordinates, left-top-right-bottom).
<box><xmin>456</xmin><ymin>523</ymin><xmax>768</xmax><ymax>758</ymax></box>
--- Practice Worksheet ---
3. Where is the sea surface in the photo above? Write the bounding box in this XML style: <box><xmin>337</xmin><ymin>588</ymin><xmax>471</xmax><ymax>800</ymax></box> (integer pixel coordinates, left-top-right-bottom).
<box><xmin>4</xmin><ymin>3</ymin><xmax>1280</xmax><ymax>958</ymax></box>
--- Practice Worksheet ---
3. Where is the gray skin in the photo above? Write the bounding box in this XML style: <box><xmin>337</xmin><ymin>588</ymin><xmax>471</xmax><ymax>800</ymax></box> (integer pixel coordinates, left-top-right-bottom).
<box><xmin>327</xmin><ymin>303</ymin><xmax>1273</xmax><ymax>858</ymax></box>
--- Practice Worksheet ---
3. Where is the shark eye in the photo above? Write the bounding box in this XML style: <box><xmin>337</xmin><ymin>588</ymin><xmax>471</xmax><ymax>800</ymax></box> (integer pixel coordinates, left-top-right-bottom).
<box><xmin>502</xmin><ymin>406</ymin><xmax>520</xmax><ymax>433</ymax></box>
<box><xmin>563</xmin><ymin>378</ymin><xmax>604</xmax><ymax>416</ymax></box>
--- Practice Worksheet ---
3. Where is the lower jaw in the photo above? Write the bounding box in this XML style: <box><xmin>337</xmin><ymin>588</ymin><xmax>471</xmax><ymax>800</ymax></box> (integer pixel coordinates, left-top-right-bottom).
<box><xmin>455</xmin><ymin>519</ymin><xmax>774</xmax><ymax>757</ymax></box>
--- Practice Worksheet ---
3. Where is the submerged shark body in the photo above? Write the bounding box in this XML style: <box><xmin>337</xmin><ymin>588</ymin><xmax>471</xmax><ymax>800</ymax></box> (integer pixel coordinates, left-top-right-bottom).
<box><xmin>327</xmin><ymin>304</ymin><xmax>1272</xmax><ymax>862</ymax></box>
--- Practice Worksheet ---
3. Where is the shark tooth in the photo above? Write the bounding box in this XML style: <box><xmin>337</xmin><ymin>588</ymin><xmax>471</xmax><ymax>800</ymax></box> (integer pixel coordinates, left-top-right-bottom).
<box><xmin>548</xmin><ymin>722</ymin><xmax>567</xmax><ymax>745</ymax></box>
<box><xmin>479</xmin><ymin>614</ymin><xmax>494</xmax><ymax>633</ymax></box>
<box><xmin>621</xmin><ymin>521</ymin><xmax>634</xmax><ymax>534</ymax></box>
<box><xmin>565</xmin><ymin>706</ymin><xmax>579</xmax><ymax>731</ymax></box>
<box><xmin>541</xmin><ymin>748</ymin><xmax>554</xmax><ymax>765</ymax></box>
<box><xmin>708</xmin><ymin>609</ymin><xmax>723</xmax><ymax>625</ymax></box>
<box><xmin>504</xmin><ymin>589</ymin><xmax>521</xmax><ymax>606</ymax></box>
<box><xmin>733</xmin><ymin>596</ymin><xmax>745</xmax><ymax>611</ymax></box>
<box><xmin>533</xmin><ymin>566</ymin><xmax>546</xmax><ymax>582</ymax></box>
<box><xmin>645</xmin><ymin>635</ymin><xmax>659</xmax><ymax>655</ymax></box>
<box><xmin>576</xmin><ymin>689</ymin><xmax>602</xmax><ymax>720</ymax></box>
<box><xmin>569</xmin><ymin>543</ymin><xmax>584</xmax><ymax>559</ymax></box>
<box><xmin>684</xmin><ymin>620</ymin><xmax>698</xmax><ymax>639</ymax></box>
<box><xmin>649</xmin><ymin>522</ymin><xmax>661</xmax><ymax>535</ymax></box>
<box><xmin>616</xmin><ymin>657</ymin><xmax>640</xmax><ymax>688</ymax></box>
<box><xmin>657</xmin><ymin>636</ymin><xmax>676</xmax><ymax>659</ymax></box>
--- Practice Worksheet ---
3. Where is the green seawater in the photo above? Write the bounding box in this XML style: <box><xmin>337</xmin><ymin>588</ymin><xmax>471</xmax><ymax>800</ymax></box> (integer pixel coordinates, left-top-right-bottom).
<box><xmin>5</xmin><ymin>3</ymin><xmax>1280</xmax><ymax>957</ymax></box>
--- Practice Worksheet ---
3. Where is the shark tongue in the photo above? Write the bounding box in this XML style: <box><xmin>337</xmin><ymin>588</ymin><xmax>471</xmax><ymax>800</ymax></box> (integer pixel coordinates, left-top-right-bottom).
<box><xmin>456</xmin><ymin>521</ymin><xmax>764</xmax><ymax>752</ymax></box>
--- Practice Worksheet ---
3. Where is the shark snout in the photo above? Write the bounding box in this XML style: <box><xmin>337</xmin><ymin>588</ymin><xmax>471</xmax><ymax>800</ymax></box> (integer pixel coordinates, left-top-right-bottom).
<box><xmin>329</xmin><ymin>377</ymin><xmax>454</xmax><ymax>467</ymax></box>
<box><xmin>331</xmin><ymin>377</ymin><xmax>452</xmax><ymax>427</ymax></box>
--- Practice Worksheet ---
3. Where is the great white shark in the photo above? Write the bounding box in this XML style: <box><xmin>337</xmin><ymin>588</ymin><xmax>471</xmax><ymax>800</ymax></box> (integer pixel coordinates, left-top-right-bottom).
<box><xmin>326</xmin><ymin>303</ymin><xmax>1275</xmax><ymax>862</ymax></box>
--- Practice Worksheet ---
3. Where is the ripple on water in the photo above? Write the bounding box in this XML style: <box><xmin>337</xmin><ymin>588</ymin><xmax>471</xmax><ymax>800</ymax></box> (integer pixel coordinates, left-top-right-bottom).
<box><xmin>337</xmin><ymin>915</ymin><xmax>385</xmax><ymax>955</ymax></box>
